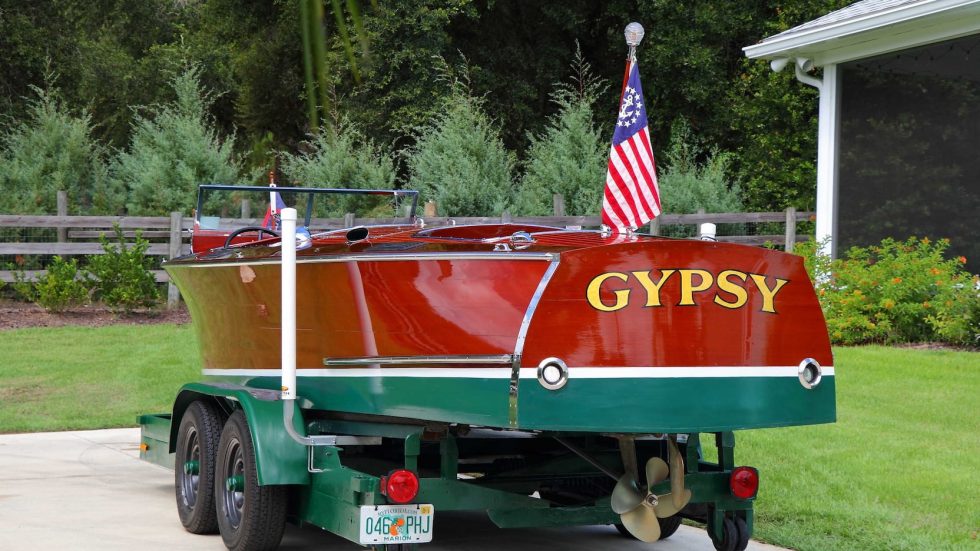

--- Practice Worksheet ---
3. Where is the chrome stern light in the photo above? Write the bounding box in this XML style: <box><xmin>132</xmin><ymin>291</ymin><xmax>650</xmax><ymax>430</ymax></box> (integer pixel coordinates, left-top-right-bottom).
<box><xmin>798</xmin><ymin>358</ymin><xmax>823</xmax><ymax>389</ymax></box>
<box><xmin>537</xmin><ymin>357</ymin><xmax>569</xmax><ymax>390</ymax></box>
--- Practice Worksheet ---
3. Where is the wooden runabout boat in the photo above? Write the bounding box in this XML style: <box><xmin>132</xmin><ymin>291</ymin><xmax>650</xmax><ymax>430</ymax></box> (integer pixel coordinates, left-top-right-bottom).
<box><xmin>147</xmin><ymin>184</ymin><xmax>835</xmax><ymax>549</ymax></box>
<box><xmin>168</xmin><ymin>185</ymin><xmax>835</xmax><ymax>434</ymax></box>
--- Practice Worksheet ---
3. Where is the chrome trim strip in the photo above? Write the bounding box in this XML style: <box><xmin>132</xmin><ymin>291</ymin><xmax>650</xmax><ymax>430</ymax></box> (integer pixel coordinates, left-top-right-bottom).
<box><xmin>201</xmin><ymin>365</ymin><xmax>835</xmax><ymax>379</ymax></box>
<box><xmin>323</xmin><ymin>354</ymin><xmax>513</xmax><ymax>366</ymax></box>
<box><xmin>509</xmin><ymin>256</ymin><xmax>561</xmax><ymax>426</ymax></box>
<box><xmin>169</xmin><ymin>251</ymin><xmax>555</xmax><ymax>269</ymax></box>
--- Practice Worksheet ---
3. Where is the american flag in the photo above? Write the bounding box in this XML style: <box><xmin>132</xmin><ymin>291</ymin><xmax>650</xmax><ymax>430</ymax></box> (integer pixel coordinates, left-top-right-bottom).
<box><xmin>601</xmin><ymin>60</ymin><xmax>661</xmax><ymax>232</ymax></box>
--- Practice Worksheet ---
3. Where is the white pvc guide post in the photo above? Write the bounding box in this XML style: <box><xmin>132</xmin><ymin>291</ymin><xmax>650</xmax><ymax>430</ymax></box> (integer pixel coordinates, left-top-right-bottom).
<box><xmin>280</xmin><ymin>207</ymin><xmax>297</xmax><ymax>401</ymax></box>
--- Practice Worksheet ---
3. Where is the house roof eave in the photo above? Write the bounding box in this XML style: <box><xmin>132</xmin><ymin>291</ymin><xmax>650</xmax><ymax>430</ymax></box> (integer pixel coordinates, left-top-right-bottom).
<box><xmin>744</xmin><ymin>0</ymin><xmax>980</xmax><ymax>65</ymax></box>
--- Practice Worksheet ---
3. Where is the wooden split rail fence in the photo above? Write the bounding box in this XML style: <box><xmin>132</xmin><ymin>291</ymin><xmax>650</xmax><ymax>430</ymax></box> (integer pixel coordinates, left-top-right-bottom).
<box><xmin>0</xmin><ymin>193</ymin><xmax>812</xmax><ymax>308</ymax></box>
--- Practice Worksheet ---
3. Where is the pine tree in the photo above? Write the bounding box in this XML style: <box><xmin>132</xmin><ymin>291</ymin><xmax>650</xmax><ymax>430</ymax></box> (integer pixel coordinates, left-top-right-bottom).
<box><xmin>280</xmin><ymin>123</ymin><xmax>397</xmax><ymax>217</ymax></box>
<box><xmin>404</xmin><ymin>59</ymin><xmax>514</xmax><ymax>217</ymax></box>
<box><xmin>111</xmin><ymin>65</ymin><xmax>240</xmax><ymax>215</ymax></box>
<box><xmin>0</xmin><ymin>84</ymin><xmax>115</xmax><ymax>214</ymax></box>
<box><xmin>513</xmin><ymin>47</ymin><xmax>607</xmax><ymax>217</ymax></box>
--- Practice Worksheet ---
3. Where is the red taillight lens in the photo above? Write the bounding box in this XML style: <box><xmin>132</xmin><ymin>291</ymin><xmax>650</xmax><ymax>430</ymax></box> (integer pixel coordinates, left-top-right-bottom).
<box><xmin>382</xmin><ymin>469</ymin><xmax>419</xmax><ymax>504</ymax></box>
<box><xmin>730</xmin><ymin>466</ymin><xmax>759</xmax><ymax>499</ymax></box>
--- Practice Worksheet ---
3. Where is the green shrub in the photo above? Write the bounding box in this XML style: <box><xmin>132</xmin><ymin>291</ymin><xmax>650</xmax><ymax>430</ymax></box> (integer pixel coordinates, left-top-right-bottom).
<box><xmin>797</xmin><ymin>237</ymin><xmax>979</xmax><ymax>347</ymax></box>
<box><xmin>659</xmin><ymin>121</ymin><xmax>743</xmax><ymax>216</ymax></box>
<box><xmin>111</xmin><ymin>65</ymin><xmax>240</xmax><ymax>216</ymax></box>
<box><xmin>84</xmin><ymin>226</ymin><xmax>160</xmax><ymax>313</ymax></box>
<box><xmin>0</xmin><ymin>84</ymin><xmax>117</xmax><ymax>214</ymax></box>
<box><xmin>29</xmin><ymin>256</ymin><xmax>89</xmax><ymax>312</ymax></box>
<box><xmin>280</xmin><ymin>124</ymin><xmax>397</xmax><ymax>217</ymax></box>
<box><xmin>404</xmin><ymin>58</ymin><xmax>514</xmax><ymax>217</ymax></box>
<box><xmin>513</xmin><ymin>47</ymin><xmax>606</xmax><ymax>217</ymax></box>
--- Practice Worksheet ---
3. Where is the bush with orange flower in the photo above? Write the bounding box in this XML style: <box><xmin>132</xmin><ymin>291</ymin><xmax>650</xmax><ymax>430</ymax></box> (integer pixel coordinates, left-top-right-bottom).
<box><xmin>797</xmin><ymin>237</ymin><xmax>979</xmax><ymax>346</ymax></box>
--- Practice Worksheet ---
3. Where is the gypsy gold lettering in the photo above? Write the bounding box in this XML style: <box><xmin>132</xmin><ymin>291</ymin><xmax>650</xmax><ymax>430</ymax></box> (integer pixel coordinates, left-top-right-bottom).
<box><xmin>749</xmin><ymin>274</ymin><xmax>789</xmax><ymax>313</ymax></box>
<box><xmin>586</xmin><ymin>272</ymin><xmax>630</xmax><ymax>312</ymax></box>
<box><xmin>631</xmin><ymin>269</ymin><xmax>676</xmax><ymax>307</ymax></box>
<box><xmin>713</xmin><ymin>270</ymin><xmax>749</xmax><ymax>309</ymax></box>
<box><xmin>678</xmin><ymin>269</ymin><xmax>714</xmax><ymax>306</ymax></box>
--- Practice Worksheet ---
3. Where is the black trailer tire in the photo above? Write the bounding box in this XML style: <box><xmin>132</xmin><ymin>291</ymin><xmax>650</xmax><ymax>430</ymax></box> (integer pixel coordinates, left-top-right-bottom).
<box><xmin>175</xmin><ymin>400</ymin><xmax>223</xmax><ymax>534</ymax></box>
<box><xmin>215</xmin><ymin>410</ymin><xmax>287</xmax><ymax>551</ymax></box>
<box><xmin>658</xmin><ymin>514</ymin><xmax>683</xmax><ymax>540</ymax></box>
<box><xmin>733</xmin><ymin>516</ymin><xmax>751</xmax><ymax>551</ymax></box>
<box><xmin>711</xmin><ymin>516</ymin><xmax>739</xmax><ymax>551</ymax></box>
<box><xmin>613</xmin><ymin>514</ymin><xmax>683</xmax><ymax>541</ymax></box>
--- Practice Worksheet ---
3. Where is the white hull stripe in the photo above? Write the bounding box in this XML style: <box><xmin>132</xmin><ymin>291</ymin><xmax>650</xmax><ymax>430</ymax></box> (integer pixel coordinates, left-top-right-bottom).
<box><xmin>202</xmin><ymin>366</ymin><xmax>834</xmax><ymax>379</ymax></box>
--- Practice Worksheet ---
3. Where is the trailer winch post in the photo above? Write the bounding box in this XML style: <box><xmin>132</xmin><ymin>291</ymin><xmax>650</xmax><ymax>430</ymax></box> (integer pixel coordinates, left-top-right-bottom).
<box><xmin>280</xmin><ymin>208</ymin><xmax>334</xmax><ymax>450</ymax></box>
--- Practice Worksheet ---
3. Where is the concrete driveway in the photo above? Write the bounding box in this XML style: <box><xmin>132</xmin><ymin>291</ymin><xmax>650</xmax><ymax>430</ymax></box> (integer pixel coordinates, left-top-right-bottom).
<box><xmin>0</xmin><ymin>429</ymin><xmax>785</xmax><ymax>551</ymax></box>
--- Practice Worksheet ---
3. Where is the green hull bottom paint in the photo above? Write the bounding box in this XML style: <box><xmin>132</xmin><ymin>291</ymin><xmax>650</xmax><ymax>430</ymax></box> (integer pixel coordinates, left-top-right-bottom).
<box><xmin>201</xmin><ymin>374</ymin><xmax>836</xmax><ymax>433</ymax></box>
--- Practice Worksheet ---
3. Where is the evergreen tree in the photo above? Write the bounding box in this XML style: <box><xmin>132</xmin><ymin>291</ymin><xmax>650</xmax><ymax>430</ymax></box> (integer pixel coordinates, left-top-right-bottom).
<box><xmin>111</xmin><ymin>66</ymin><xmax>240</xmax><ymax>215</ymax></box>
<box><xmin>658</xmin><ymin>120</ymin><xmax>743</xmax><ymax>215</ymax></box>
<box><xmin>0</xmin><ymin>84</ymin><xmax>115</xmax><ymax>214</ymax></box>
<box><xmin>404</xmin><ymin>60</ymin><xmax>514</xmax><ymax>217</ymax></box>
<box><xmin>280</xmin><ymin>123</ymin><xmax>397</xmax><ymax>217</ymax></box>
<box><xmin>513</xmin><ymin>48</ymin><xmax>607</xmax><ymax>216</ymax></box>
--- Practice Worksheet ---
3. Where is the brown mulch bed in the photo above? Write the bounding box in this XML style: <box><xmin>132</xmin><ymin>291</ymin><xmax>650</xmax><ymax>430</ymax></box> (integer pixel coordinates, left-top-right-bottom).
<box><xmin>0</xmin><ymin>300</ymin><xmax>190</xmax><ymax>331</ymax></box>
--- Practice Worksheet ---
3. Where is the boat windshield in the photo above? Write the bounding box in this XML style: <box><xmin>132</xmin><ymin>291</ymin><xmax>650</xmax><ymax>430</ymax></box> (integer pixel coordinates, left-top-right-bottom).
<box><xmin>194</xmin><ymin>185</ymin><xmax>418</xmax><ymax>231</ymax></box>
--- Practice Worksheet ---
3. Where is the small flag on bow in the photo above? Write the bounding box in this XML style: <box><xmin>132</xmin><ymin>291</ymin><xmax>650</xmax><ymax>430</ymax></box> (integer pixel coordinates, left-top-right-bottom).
<box><xmin>601</xmin><ymin>59</ymin><xmax>662</xmax><ymax>233</ymax></box>
<box><xmin>262</xmin><ymin>188</ymin><xmax>286</xmax><ymax>230</ymax></box>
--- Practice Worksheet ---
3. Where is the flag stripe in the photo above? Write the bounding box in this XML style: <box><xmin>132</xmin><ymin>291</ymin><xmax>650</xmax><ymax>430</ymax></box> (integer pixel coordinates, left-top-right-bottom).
<box><xmin>607</xmin><ymin>156</ymin><xmax>643</xmax><ymax>225</ymax></box>
<box><xmin>624</xmin><ymin>133</ymin><xmax>658</xmax><ymax>215</ymax></box>
<box><xmin>618</xmin><ymin>138</ymin><xmax>656</xmax><ymax>217</ymax></box>
<box><xmin>636</xmin><ymin>128</ymin><xmax>662</xmax><ymax>213</ymax></box>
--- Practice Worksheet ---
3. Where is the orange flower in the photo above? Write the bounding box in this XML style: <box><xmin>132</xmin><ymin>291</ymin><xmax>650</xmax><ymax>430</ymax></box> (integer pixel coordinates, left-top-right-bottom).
<box><xmin>14</xmin><ymin>255</ymin><xmax>24</xmax><ymax>266</ymax></box>
<box><xmin>892</xmin><ymin>277</ymin><xmax>902</xmax><ymax>284</ymax></box>
<box><xmin>922</xmin><ymin>301</ymin><xmax>931</xmax><ymax>309</ymax></box>
<box><xmin>958</xmin><ymin>256</ymin><xmax>967</xmax><ymax>264</ymax></box>
<box><xmin>930</xmin><ymin>267</ymin><xmax>941</xmax><ymax>275</ymax></box>
<box><xmin>922</xmin><ymin>237</ymin><xmax>930</xmax><ymax>245</ymax></box>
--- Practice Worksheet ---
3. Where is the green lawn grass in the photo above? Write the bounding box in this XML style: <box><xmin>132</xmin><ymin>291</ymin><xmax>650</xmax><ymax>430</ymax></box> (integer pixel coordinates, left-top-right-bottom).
<box><xmin>0</xmin><ymin>324</ymin><xmax>200</xmax><ymax>432</ymax></box>
<box><xmin>739</xmin><ymin>347</ymin><xmax>980</xmax><ymax>550</ymax></box>
<box><xmin>0</xmin><ymin>326</ymin><xmax>976</xmax><ymax>549</ymax></box>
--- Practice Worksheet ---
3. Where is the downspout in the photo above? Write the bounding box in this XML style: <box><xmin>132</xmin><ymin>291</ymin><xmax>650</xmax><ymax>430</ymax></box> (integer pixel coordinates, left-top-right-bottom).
<box><xmin>772</xmin><ymin>57</ymin><xmax>839</xmax><ymax>259</ymax></box>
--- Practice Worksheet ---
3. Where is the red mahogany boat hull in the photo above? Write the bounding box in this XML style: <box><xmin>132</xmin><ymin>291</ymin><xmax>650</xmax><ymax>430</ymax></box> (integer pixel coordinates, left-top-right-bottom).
<box><xmin>166</xmin><ymin>225</ymin><xmax>835</xmax><ymax>433</ymax></box>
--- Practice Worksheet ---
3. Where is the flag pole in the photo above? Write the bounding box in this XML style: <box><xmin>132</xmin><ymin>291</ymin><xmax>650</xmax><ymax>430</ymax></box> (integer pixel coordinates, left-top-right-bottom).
<box><xmin>624</xmin><ymin>22</ymin><xmax>645</xmax><ymax>234</ymax></box>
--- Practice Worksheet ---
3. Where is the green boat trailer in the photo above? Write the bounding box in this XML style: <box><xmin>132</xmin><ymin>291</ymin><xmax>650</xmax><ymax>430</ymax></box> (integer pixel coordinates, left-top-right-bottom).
<box><xmin>139</xmin><ymin>382</ymin><xmax>757</xmax><ymax>551</ymax></box>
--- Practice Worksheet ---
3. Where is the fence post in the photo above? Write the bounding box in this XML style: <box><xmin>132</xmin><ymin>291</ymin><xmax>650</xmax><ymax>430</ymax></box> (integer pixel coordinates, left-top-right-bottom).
<box><xmin>57</xmin><ymin>191</ymin><xmax>68</xmax><ymax>243</ymax></box>
<box><xmin>553</xmin><ymin>194</ymin><xmax>565</xmax><ymax>216</ymax></box>
<box><xmin>784</xmin><ymin>207</ymin><xmax>797</xmax><ymax>253</ymax></box>
<box><xmin>167</xmin><ymin>211</ymin><xmax>183</xmax><ymax>309</ymax></box>
<box><xmin>501</xmin><ymin>210</ymin><xmax>512</xmax><ymax>224</ymax></box>
<box><xmin>344</xmin><ymin>213</ymin><xmax>355</xmax><ymax>228</ymax></box>
<box><xmin>241</xmin><ymin>198</ymin><xmax>251</xmax><ymax>219</ymax></box>
<box><xmin>649</xmin><ymin>217</ymin><xmax>660</xmax><ymax>236</ymax></box>
<box><xmin>424</xmin><ymin>200</ymin><xmax>437</xmax><ymax>217</ymax></box>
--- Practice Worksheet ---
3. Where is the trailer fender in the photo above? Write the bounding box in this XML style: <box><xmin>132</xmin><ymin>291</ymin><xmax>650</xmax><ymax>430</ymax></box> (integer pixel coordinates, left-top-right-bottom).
<box><xmin>169</xmin><ymin>382</ymin><xmax>310</xmax><ymax>486</ymax></box>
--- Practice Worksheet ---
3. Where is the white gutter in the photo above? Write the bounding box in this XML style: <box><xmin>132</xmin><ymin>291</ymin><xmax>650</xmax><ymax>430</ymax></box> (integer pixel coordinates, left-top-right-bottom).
<box><xmin>744</xmin><ymin>0</ymin><xmax>980</xmax><ymax>61</ymax></box>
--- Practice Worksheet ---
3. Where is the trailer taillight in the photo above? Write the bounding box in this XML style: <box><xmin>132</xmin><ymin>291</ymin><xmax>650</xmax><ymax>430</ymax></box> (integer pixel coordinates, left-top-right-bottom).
<box><xmin>381</xmin><ymin>469</ymin><xmax>419</xmax><ymax>504</ymax></box>
<box><xmin>729</xmin><ymin>466</ymin><xmax>759</xmax><ymax>499</ymax></box>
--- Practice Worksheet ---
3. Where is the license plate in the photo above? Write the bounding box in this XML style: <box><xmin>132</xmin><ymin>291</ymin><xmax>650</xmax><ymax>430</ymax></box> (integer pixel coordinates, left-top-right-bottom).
<box><xmin>359</xmin><ymin>504</ymin><xmax>434</xmax><ymax>545</ymax></box>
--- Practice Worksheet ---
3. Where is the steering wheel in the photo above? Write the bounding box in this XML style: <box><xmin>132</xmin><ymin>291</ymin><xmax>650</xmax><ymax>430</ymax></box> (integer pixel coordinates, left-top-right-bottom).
<box><xmin>223</xmin><ymin>226</ymin><xmax>280</xmax><ymax>248</ymax></box>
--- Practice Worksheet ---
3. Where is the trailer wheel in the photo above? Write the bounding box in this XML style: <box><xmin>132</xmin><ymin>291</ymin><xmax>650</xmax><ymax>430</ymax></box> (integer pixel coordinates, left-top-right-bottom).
<box><xmin>613</xmin><ymin>514</ymin><xmax>682</xmax><ymax>541</ymax></box>
<box><xmin>733</xmin><ymin>516</ymin><xmax>750</xmax><ymax>551</ymax></box>
<box><xmin>215</xmin><ymin>410</ymin><xmax>286</xmax><ymax>551</ymax></box>
<box><xmin>710</xmin><ymin>516</ymin><xmax>739</xmax><ymax>551</ymax></box>
<box><xmin>175</xmin><ymin>400</ymin><xmax>222</xmax><ymax>534</ymax></box>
